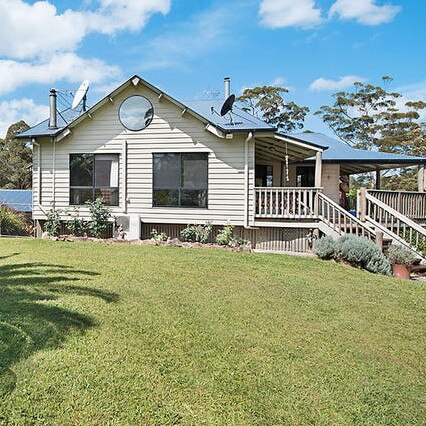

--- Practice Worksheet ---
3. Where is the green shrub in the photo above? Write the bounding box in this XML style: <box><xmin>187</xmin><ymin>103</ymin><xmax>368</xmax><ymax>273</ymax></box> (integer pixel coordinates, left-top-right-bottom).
<box><xmin>216</xmin><ymin>224</ymin><xmax>234</xmax><ymax>246</ymax></box>
<box><xmin>150</xmin><ymin>228</ymin><xmax>167</xmax><ymax>242</ymax></box>
<box><xmin>313</xmin><ymin>236</ymin><xmax>336</xmax><ymax>259</ymax></box>
<box><xmin>314</xmin><ymin>234</ymin><xmax>391</xmax><ymax>275</ymax></box>
<box><xmin>216</xmin><ymin>224</ymin><xmax>247</xmax><ymax>247</ymax></box>
<box><xmin>86</xmin><ymin>198</ymin><xmax>111</xmax><ymax>238</ymax></box>
<box><xmin>44</xmin><ymin>209</ymin><xmax>61</xmax><ymax>236</ymax></box>
<box><xmin>387</xmin><ymin>245</ymin><xmax>416</xmax><ymax>265</ymax></box>
<box><xmin>67</xmin><ymin>212</ymin><xmax>88</xmax><ymax>236</ymax></box>
<box><xmin>180</xmin><ymin>223</ymin><xmax>212</xmax><ymax>243</ymax></box>
<box><xmin>0</xmin><ymin>205</ymin><xmax>30</xmax><ymax>236</ymax></box>
<box><xmin>335</xmin><ymin>235</ymin><xmax>391</xmax><ymax>275</ymax></box>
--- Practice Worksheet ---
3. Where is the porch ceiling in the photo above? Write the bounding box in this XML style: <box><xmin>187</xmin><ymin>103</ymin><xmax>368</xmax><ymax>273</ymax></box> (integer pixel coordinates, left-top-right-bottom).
<box><xmin>255</xmin><ymin>136</ymin><xmax>320</xmax><ymax>163</ymax></box>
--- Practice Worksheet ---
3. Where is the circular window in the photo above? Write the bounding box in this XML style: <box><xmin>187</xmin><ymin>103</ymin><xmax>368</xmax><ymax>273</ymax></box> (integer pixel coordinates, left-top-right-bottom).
<box><xmin>118</xmin><ymin>95</ymin><xmax>154</xmax><ymax>131</ymax></box>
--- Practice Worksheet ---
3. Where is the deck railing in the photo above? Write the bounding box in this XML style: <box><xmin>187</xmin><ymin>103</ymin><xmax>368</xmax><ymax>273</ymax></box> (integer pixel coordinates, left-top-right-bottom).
<box><xmin>367</xmin><ymin>190</ymin><xmax>426</xmax><ymax>221</ymax></box>
<box><xmin>254</xmin><ymin>187</ymin><xmax>321</xmax><ymax>219</ymax></box>
<box><xmin>365</xmin><ymin>191</ymin><xmax>426</xmax><ymax>257</ymax></box>
<box><xmin>318</xmin><ymin>192</ymin><xmax>376</xmax><ymax>240</ymax></box>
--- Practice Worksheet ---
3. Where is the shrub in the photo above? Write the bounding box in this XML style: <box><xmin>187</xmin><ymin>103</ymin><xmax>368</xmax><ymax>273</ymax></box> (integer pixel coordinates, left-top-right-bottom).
<box><xmin>180</xmin><ymin>223</ymin><xmax>212</xmax><ymax>243</ymax></box>
<box><xmin>44</xmin><ymin>209</ymin><xmax>61</xmax><ymax>236</ymax></box>
<box><xmin>387</xmin><ymin>245</ymin><xmax>416</xmax><ymax>265</ymax></box>
<box><xmin>314</xmin><ymin>234</ymin><xmax>391</xmax><ymax>275</ymax></box>
<box><xmin>86</xmin><ymin>198</ymin><xmax>111</xmax><ymax>238</ymax></box>
<box><xmin>335</xmin><ymin>235</ymin><xmax>391</xmax><ymax>275</ymax></box>
<box><xmin>313</xmin><ymin>236</ymin><xmax>336</xmax><ymax>259</ymax></box>
<box><xmin>0</xmin><ymin>205</ymin><xmax>30</xmax><ymax>236</ymax></box>
<box><xmin>216</xmin><ymin>224</ymin><xmax>234</xmax><ymax>246</ymax></box>
<box><xmin>66</xmin><ymin>208</ymin><xmax>88</xmax><ymax>236</ymax></box>
<box><xmin>216</xmin><ymin>224</ymin><xmax>247</xmax><ymax>247</ymax></box>
<box><xmin>150</xmin><ymin>228</ymin><xmax>167</xmax><ymax>242</ymax></box>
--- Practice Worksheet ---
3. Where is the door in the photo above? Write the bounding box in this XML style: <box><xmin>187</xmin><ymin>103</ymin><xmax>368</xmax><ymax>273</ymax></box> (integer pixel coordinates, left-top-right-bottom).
<box><xmin>255</xmin><ymin>165</ymin><xmax>273</xmax><ymax>187</ymax></box>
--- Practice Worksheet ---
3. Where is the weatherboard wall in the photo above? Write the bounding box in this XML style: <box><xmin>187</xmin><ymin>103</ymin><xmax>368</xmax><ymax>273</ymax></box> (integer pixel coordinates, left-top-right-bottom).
<box><xmin>32</xmin><ymin>84</ymin><xmax>255</xmax><ymax>226</ymax></box>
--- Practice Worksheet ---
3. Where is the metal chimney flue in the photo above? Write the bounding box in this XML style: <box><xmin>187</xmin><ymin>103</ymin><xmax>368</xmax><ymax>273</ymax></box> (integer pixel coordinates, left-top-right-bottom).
<box><xmin>49</xmin><ymin>88</ymin><xmax>58</xmax><ymax>130</ymax></box>
<box><xmin>224</xmin><ymin>77</ymin><xmax>230</xmax><ymax>99</ymax></box>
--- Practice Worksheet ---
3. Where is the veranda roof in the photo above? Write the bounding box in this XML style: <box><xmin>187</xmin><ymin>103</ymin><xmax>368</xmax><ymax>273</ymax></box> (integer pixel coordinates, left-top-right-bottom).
<box><xmin>287</xmin><ymin>132</ymin><xmax>426</xmax><ymax>174</ymax></box>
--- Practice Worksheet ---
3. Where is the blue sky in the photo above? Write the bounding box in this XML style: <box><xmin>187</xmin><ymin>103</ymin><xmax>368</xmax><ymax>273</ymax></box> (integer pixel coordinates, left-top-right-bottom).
<box><xmin>0</xmin><ymin>0</ymin><xmax>425</xmax><ymax>137</ymax></box>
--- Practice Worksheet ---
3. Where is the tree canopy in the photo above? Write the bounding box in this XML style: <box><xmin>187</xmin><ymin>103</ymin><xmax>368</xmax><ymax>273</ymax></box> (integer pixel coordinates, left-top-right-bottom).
<box><xmin>238</xmin><ymin>86</ymin><xmax>309</xmax><ymax>132</ymax></box>
<box><xmin>0</xmin><ymin>121</ymin><xmax>31</xmax><ymax>189</ymax></box>
<box><xmin>315</xmin><ymin>77</ymin><xmax>426</xmax><ymax>154</ymax></box>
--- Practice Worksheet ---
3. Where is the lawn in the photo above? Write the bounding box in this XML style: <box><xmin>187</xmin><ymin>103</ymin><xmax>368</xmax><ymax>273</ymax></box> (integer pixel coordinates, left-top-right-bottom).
<box><xmin>0</xmin><ymin>239</ymin><xmax>425</xmax><ymax>425</ymax></box>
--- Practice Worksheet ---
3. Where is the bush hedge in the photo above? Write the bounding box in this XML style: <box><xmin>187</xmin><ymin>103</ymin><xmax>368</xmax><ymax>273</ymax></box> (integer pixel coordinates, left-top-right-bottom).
<box><xmin>314</xmin><ymin>234</ymin><xmax>391</xmax><ymax>275</ymax></box>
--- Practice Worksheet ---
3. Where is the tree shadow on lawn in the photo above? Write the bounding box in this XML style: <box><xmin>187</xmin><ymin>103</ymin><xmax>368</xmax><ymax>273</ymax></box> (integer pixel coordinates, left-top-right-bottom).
<box><xmin>0</xmin><ymin>257</ymin><xmax>118</xmax><ymax>397</ymax></box>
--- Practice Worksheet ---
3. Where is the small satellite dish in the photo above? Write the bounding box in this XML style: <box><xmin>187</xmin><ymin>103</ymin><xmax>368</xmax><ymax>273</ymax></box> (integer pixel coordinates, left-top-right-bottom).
<box><xmin>71</xmin><ymin>80</ymin><xmax>90</xmax><ymax>110</ymax></box>
<box><xmin>220</xmin><ymin>94</ymin><xmax>235</xmax><ymax>116</ymax></box>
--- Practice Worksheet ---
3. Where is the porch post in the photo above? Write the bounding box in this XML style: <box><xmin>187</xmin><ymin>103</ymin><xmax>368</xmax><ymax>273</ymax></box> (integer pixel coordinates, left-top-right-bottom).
<box><xmin>375</xmin><ymin>168</ymin><xmax>381</xmax><ymax>190</ymax></box>
<box><xmin>418</xmin><ymin>164</ymin><xmax>425</xmax><ymax>192</ymax></box>
<box><xmin>314</xmin><ymin>151</ymin><xmax>322</xmax><ymax>187</ymax></box>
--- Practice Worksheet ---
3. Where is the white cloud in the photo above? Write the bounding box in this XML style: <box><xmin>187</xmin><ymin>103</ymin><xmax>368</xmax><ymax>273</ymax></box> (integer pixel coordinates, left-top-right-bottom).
<box><xmin>329</xmin><ymin>0</ymin><xmax>401</xmax><ymax>25</ymax></box>
<box><xmin>259</xmin><ymin>0</ymin><xmax>322</xmax><ymax>29</ymax></box>
<box><xmin>0</xmin><ymin>0</ymin><xmax>171</xmax><ymax>59</ymax></box>
<box><xmin>0</xmin><ymin>53</ymin><xmax>121</xmax><ymax>95</ymax></box>
<box><xmin>0</xmin><ymin>98</ymin><xmax>48</xmax><ymax>138</ymax></box>
<box><xmin>309</xmin><ymin>75</ymin><xmax>366</xmax><ymax>91</ymax></box>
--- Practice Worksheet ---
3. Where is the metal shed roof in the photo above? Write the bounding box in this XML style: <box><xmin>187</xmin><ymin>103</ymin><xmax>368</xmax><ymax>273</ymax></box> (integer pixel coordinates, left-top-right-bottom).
<box><xmin>0</xmin><ymin>189</ymin><xmax>32</xmax><ymax>212</ymax></box>
<box><xmin>288</xmin><ymin>132</ymin><xmax>426</xmax><ymax>173</ymax></box>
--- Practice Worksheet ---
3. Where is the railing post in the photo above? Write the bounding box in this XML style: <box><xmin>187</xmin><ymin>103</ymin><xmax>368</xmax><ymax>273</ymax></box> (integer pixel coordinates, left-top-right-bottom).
<box><xmin>359</xmin><ymin>187</ymin><xmax>367</xmax><ymax>222</ymax></box>
<box><xmin>375</xmin><ymin>230</ymin><xmax>384</xmax><ymax>252</ymax></box>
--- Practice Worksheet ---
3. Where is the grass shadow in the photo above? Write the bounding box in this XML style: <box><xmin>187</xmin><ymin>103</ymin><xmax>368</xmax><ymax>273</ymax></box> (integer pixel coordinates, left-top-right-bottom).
<box><xmin>0</xmin><ymin>256</ymin><xmax>118</xmax><ymax>397</ymax></box>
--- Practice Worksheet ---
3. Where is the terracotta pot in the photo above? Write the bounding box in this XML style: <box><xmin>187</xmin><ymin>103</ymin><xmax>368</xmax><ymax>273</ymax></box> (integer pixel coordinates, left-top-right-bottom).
<box><xmin>392</xmin><ymin>263</ymin><xmax>412</xmax><ymax>280</ymax></box>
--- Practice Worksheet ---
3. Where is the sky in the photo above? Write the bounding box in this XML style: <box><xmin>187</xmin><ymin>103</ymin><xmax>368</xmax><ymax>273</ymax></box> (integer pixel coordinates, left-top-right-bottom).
<box><xmin>0</xmin><ymin>0</ymin><xmax>425</xmax><ymax>138</ymax></box>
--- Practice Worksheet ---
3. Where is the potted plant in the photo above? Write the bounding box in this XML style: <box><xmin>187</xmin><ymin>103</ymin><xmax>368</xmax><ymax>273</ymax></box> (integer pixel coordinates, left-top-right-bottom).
<box><xmin>387</xmin><ymin>245</ymin><xmax>417</xmax><ymax>279</ymax></box>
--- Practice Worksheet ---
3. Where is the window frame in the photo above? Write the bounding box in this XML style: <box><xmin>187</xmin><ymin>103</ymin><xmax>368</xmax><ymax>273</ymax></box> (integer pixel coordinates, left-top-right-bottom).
<box><xmin>69</xmin><ymin>153</ymin><xmax>120</xmax><ymax>206</ymax></box>
<box><xmin>152</xmin><ymin>152</ymin><xmax>209</xmax><ymax>209</ymax></box>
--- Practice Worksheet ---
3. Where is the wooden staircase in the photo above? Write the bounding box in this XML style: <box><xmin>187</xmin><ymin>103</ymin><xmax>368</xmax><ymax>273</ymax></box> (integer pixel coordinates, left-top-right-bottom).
<box><xmin>358</xmin><ymin>189</ymin><xmax>426</xmax><ymax>260</ymax></box>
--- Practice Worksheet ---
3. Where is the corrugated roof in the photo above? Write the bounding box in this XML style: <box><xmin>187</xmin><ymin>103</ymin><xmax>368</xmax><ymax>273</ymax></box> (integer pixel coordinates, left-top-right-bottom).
<box><xmin>17</xmin><ymin>76</ymin><xmax>274</xmax><ymax>139</ymax></box>
<box><xmin>0</xmin><ymin>189</ymin><xmax>32</xmax><ymax>212</ymax></box>
<box><xmin>185</xmin><ymin>100</ymin><xmax>274</xmax><ymax>132</ymax></box>
<box><xmin>18</xmin><ymin>109</ymin><xmax>82</xmax><ymax>138</ymax></box>
<box><xmin>287</xmin><ymin>132</ymin><xmax>426</xmax><ymax>164</ymax></box>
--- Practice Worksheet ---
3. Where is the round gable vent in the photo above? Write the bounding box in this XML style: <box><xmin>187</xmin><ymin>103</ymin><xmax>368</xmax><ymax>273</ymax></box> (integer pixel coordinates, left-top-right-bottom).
<box><xmin>119</xmin><ymin>95</ymin><xmax>154</xmax><ymax>131</ymax></box>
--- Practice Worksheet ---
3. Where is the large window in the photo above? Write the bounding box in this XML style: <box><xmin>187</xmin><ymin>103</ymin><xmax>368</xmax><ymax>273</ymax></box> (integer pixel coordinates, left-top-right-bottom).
<box><xmin>70</xmin><ymin>154</ymin><xmax>119</xmax><ymax>206</ymax></box>
<box><xmin>153</xmin><ymin>153</ymin><xmax>208</xmax><ymax>208</ymax></box>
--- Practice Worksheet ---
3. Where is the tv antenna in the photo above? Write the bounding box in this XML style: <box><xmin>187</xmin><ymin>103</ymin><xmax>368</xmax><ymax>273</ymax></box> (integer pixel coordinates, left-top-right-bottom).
<box><xmin>71</xmin><ymin>80</ymin><xmax>90</xmax><ymax>111</ymax></box>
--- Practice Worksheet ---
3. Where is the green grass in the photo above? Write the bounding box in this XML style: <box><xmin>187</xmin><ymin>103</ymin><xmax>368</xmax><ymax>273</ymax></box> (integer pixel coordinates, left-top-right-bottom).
<box><xmin>0</xmin><ymin>239</ymin><xmax>425</xmax><ymax>425</ymax></box>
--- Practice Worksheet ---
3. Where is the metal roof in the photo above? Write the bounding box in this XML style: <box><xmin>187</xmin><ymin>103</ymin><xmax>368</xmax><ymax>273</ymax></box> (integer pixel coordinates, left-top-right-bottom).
<box><xmin>17</xmin><ymin>76</ymin><xmax>274</xmax><ymax>139</ymax></box>
<box><xmin>287</xmin><ymin>133</ymin><xmax>426</xmax><ymax>172</ymax></box>
<box><xmin>0</xmin><ymin>189</ymin><xmax>32</xmax><ymax>212</ymax></box>
<box><xmin>185</xmin><ymin>100</ymin><xmax>274</xmax><ymax>132</ymax></box>
<box><xmin>17</xmin><ymin>108</ymin><xmax>82</xmax><ymax>138</ymax></box>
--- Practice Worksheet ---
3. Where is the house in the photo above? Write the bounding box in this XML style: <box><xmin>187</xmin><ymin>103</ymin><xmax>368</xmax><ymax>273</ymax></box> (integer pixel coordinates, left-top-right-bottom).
<box><xmin>17</xmin><ymin>75</ymin><xmax>426</xmax><ymax>256</ymax></box>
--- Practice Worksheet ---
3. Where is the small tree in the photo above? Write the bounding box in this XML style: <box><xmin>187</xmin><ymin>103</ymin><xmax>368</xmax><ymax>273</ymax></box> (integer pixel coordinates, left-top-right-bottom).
<box><xmin>238</xmin><ymin>86</ymin><xmax>309</xmax><ymax>132</ymax></box>
<box><xmin>87</xmin><ymin>198</ymin><xmax>111</xmax><ymax>238</ymax></box>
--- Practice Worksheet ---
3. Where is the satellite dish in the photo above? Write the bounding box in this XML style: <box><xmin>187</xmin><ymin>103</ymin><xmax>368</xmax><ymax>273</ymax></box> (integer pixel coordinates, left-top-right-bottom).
<box><xmin>71</xmin><ymin>80</ymin><xmax>90</xmax><ymax>110</ymax></box>
<box><xmin>220</xmin><ymin>94</ymin><xmax>235</xmax><ymax>116</ymax></box>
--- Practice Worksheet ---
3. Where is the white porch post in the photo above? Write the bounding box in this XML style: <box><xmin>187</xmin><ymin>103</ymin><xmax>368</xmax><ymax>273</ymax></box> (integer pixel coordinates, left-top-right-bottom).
<box><xmin>314</xmin><ymin>151</ymin><xmax>322</xmax><ymax>187</ymax></box>
<box><xmin>418</xmin><ymin>164</ymin><xmax>425</xmax><ymax>192</ymax></box>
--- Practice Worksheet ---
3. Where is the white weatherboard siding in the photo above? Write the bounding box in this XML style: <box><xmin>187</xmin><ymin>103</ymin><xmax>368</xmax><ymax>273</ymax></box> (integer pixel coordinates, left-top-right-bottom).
<box><xmin>32</xmin><ymin>84</ymin><xmax>255</xmax><ymax>226</ymax></box>
<box><xmin>321</xmin><ymin>164</ymin><xmax>340</xmax><ymax>203</ymax></box>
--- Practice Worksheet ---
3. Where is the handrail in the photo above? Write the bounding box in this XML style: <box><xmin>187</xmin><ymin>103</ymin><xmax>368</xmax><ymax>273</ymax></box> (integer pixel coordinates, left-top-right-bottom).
<box><xmin>318</xmin><ymin>192</ymin><xmax>376</xmax><ymax>240</ymax></box>
<box><xmin>367</xmin><ymin>189</ymin><xmax>426</xmax><ymax>221</ymax></box>
<box><xmin>365</xmin><ymin>191</ymin><xmax>426</xmax><ymax>256</ymax></box>
<box><xmin>254</xmin><ymin>187</ymin><xmax>322</xmax><ymax>219</ymax></box>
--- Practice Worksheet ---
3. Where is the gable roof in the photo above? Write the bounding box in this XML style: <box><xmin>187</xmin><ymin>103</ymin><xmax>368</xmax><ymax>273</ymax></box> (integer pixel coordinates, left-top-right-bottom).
<box><xmin>17</xmin><ymin>75</ymin><xmax>275</xmax><ymax>139</ymax></box>
<box><xmin>0</xmin><ymin>189</ymin><xmax>32</xmax><ymax>212</ymax></box>
<box><xmin>287</xmin><ymin>132</ymin><xmax>426</xmax><ymax>173</ymax></box>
